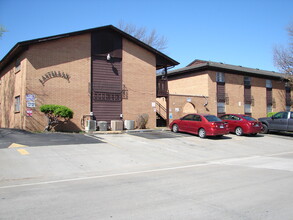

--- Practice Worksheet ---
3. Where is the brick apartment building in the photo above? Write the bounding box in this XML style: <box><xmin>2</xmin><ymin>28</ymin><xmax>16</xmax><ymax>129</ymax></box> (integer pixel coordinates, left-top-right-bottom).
<box><xmin>0</xmin><ymin>25</ymin><xmax>178</xmax><ymax>131</ymax></box>
<box><xmin>156</xmin><ymin>60</ymin><xmax>292</xmax><ymax>123</ymax></box>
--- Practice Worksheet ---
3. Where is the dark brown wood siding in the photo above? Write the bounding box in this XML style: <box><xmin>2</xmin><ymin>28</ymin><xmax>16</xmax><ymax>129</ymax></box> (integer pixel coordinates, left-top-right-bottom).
<box><xmin>266</xmin><ymin>88</ymin><xmax>272</xmax><ymax>105</ymax></box>
<box><xmin>217</xmin><ymin>82</ymin><xmax>226</xmax><ymax>102</ymax></box>
<box><xmin>244</xmin><ymin>86</ymin><xmax>251</xmax><ymax>104</ymax></box>
<box><xmin>156</xmin><ymin>78</ymin><xmax>168</xmax><ymax>97</ymax></box>
<box><xmin>286</xmin><ymin>87</ymin><xmax>291</xmax><ymax>106</ymax></box>
<box><xmin>91</xmin><ymin>30</ymin><xmax>122</xmax><ymax>123</ymax></box>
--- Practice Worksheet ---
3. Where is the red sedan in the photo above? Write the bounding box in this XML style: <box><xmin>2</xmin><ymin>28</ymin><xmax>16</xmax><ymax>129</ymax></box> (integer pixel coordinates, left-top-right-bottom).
<box><xmin>220</xmin><ymin>114</ymin><xmax>262</xmax><ymax>136</ymax></box>
<box><xmin>170</xmin><ymin>114</ymin><xmax>229</xmax><ymax>138</ymax></box>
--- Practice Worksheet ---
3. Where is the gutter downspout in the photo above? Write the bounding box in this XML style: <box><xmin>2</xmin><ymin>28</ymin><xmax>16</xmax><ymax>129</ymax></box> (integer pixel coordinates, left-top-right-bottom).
<box><xmin>164</xmin><ymin>66</ymin><xmax>170</xmax><ymax>127</ymax></box>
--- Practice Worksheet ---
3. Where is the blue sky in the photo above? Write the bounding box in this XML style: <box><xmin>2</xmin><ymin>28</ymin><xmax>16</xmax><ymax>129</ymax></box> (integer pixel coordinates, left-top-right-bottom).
<box><xmin>0</xmin><ymin>0</ymin><xmax>292</xmax><ymax>71</ymax></box>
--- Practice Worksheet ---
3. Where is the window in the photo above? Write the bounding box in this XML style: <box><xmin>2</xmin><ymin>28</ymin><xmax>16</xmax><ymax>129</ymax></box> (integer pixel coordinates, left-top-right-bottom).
<box><xmin>285</xmin><ymin>86</ymin><xmax>291</xmax><ymax>110</ymax></box>
<box><xmin>244</xmin><ymin>76</ymin><xmax>251</xmax><ymax>86</ymax></box>
<box><xmin>267</xmin><ymin>104</ymin><xmax>272</xmax><ymax>114</ymax></box>
<box><xmin>217</xmin><ymin>102</ymin><xmax>225</xmax><ymax>114</ymax></box>
<box><xmin>15</xmin><ymin>96</ymin><xmax>20</xmax><ymax>112</ymax></box>
<box><xmin>182</xmin><ymin>114</ymin><xmax>194</xmax><ymax>121</ymax></box>
<box><xmin>204</xmin><ymin>115</ymin><xmax>222</xmax><ymax>122</ymax></box>
<box><xmin>244</xmin><ymin>104</ymin><xmax>251</xmax><ymax>114</ymax></box>
<box><xmin>242</xmin><ymin>115</ymin><xmax>257</xmax><ymax>121</ymax></box>
<box><xmin>273</xmin><ymin>112</ymin><xmax>288</xmax><ymax>119</ymax></box>
<box><xmin>230</xmin><ymin>115</ymin><xmax>241</xmax><ymax>120</ymax></box>
<box><xmin>193</xmin><ymin>115</ymin><xmax>202</xmax><ymax>121</ymax></box>
<box><xmin>216</xmin><ymin>72</ymin><xmax>225</xmax><ymax>83</ymax></box>
<box><xmin>266</xmin><ymin>80</ymin><xmax>272</xmax><ymax>88</ymax></box>
<box><xmin>15</xmin><ymin>59</ymin><xmax>21</xmax><ymax>72</ymax></box>
<box><xmin>220</xmin><ymin>115</ymin><xmax>230</xmax><ymax>120</ymax></box>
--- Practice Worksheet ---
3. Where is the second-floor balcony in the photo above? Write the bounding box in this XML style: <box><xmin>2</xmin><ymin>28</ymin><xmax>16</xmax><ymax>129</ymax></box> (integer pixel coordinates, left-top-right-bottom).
<box><xmin>156</xmin><ymin>78</ymin><xmax>168</xmax><ymax>97</ymax></box>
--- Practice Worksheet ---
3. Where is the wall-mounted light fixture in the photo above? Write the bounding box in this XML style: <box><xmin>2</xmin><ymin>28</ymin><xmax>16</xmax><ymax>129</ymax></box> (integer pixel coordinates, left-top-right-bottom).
<box><xmin>107</xmin><ymin>54</ymin><xmax>111</xmax><ymax>61</ymax></box>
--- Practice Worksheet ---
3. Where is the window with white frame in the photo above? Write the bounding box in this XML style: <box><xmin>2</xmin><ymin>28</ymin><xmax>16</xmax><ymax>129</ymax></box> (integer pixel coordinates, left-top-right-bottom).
<box><xmin>15</xmin><ymin>96</ymin><xmax>20</xmax><ymax>112</ymax></box>
<box><xmin>216</xmin><ymin>72</ymin><xmax>225</xmax><ymax>83</ymax></box>
<box><xmin>266</xmin><ymin>80</ymin><xmax>272</xmax><ymax>88</ymax></box>
<box><xmin>266</xmin><ymin>104</ymin><xmax>272</xmax><ymax>114</ymax></box>
<box><xmin>217</xmin><ymin>102</ymin><xmax>225</xmax><ymax>114</ymax></box>
<box><xmin>244</xmin><ymin>104</ymin><xmax>251</xmax><ymax>114</ymax></box>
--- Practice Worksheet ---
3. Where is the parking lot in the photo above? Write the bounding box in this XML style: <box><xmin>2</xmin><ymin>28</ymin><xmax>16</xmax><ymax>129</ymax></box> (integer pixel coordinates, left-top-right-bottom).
<box><xmin>1</xmin><ymin>129</ymin><xmax>293</xmax><ymax>219</ymax></box>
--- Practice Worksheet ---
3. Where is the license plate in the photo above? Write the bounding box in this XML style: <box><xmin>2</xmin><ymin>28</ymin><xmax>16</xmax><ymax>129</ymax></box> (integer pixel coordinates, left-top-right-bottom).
<box><xmin>220</xmin><ymin>125</ymin><xmax>224</xmax><ymax>128</ymax></box>
<box><xmin>255</xmin><ymin>124</ymin><xmax>259</xmax><ymax>127</ymax></box>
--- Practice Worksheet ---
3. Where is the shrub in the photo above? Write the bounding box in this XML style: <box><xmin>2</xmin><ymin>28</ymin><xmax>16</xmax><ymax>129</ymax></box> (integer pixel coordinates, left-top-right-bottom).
<box><xmin>267</xmin><ymin>112</ymin><xmax>277</xmax><ymax>117</ymax></box>
<box><xmin>40</xmin><ymin>104</ymin><xmax>73</xmax><ymax>131</ymax></box>
<box><xmin>136</xmin><ymin>113</ymin><xmax>149</xmax><ymax>129</ymax></box>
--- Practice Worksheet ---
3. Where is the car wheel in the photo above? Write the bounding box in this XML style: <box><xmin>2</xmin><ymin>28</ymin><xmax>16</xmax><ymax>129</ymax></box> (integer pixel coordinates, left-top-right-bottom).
<box><xmin>172</xmin><ymin>124</ymin><xmax>179</xmax><ymax>133</ymax></box>
<box><xmin>261</xmin><ymin>124</ymin><xmax>269</xmax><ymax>134</ymax></box>
<box><xmin>198</xmin><ymin>128</ymin><xmax>206</xmax><ymax>138</ymax></box>
<box><xmin>235</xmin><ymin>127</ymin><xmax>243</xmax><ymax>136</ymax></box>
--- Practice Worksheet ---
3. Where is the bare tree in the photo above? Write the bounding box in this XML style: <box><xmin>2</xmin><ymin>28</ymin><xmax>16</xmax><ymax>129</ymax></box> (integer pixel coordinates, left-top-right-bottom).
<box><xmin>274</xmin><ymin>22</ymin><xmax>293</xmax><ymax>86</ymax></box>
<box><xmin>118</xmin><ymin>21</ymin><xmax>167</xmax><ymax>51</ymax></box>
<box><xmin>0</xmin><ymin>25</ymin><xmax>6</xmax><ymax>38</ymax></box>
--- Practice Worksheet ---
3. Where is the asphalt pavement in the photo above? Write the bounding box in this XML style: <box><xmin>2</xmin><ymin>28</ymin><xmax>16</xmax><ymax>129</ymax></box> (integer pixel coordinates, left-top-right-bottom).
<box><xmin>0</xmin><ymin>128</ymin><xmax>103</xmax><ymax>148</ymax></box>
<box><xmin>1</xmin><ymin>128</ymin><xmax>293</xmax><ymax>219</ymax></box>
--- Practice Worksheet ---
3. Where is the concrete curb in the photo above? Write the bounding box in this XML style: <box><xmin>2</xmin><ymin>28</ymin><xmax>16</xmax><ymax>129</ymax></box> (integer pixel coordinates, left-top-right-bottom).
<box><xmin>90</xmin><ymin>127</ymin><xmax>170</xmax><ymax>135</ymax></box>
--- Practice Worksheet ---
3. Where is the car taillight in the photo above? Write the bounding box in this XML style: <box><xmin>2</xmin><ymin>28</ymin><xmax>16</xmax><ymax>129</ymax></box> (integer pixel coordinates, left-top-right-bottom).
<box><xmin>211</xmin><ymin>122</ymin><xmax>217</xmax><ymax>128</ymax></box>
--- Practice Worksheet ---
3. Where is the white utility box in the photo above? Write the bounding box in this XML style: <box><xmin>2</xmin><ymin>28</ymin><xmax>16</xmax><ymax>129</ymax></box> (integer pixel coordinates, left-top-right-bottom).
<box><xmin>111</xmin><ymin>120</ymin><xmax>123</xmax><ymax>131</ymax></box>
<box><xmin>97</xmin><ymin>121</ymin><xmax>108</xmax><ymax>131</ymax></box>
<box><xmin>124</xmin><ymin>120</ymin><xmax>135</xmax><ymax>130</ymax></box>
<box><xmin>85</xmin><ymin>120</ymin><xmax>97</xmax><ymax>132</ymax></box>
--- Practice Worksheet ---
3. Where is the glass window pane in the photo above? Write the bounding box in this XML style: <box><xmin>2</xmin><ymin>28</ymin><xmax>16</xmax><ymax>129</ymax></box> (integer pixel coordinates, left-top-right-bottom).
<box><xmin>217</xmin><ymin>102</ymin><xmax>225</xmax><ymax>113</ymax></box>
<box><xmin>267</xmin><ymin>104</ymin><xmax>272</xmax><ymax>113</ymax></box>
<box><xmin>15</xmin><ymin>96</ymin><xmax>20</xmax><ymax>112</ymax></box>
<box><xmin>244</xmin><ymin>104</ymin><xmax>251</xmax><ymax>113</ymax></box>
<box><xmin>244</xmin><ymin>76</ymin><xmax>251</xmax><ymax>86</ymax></box>
<box><xmin>242</xmin><ymin>116</ymin><xmax>256</xmax><ymax>121</ymax></box>
<box><xmin>266</xmin><ymin>80</ymin><xmax>272</xmax><ymax>88</ymax></box>
<box><xmin>204</xmin><ymin>115</ymin><xmax>222</xmax><ymax>122</ymax></box>
<box><xmin>216</xmin><ymin>72</ymin><xmax>225</xmax><ymax>83</ymax></box>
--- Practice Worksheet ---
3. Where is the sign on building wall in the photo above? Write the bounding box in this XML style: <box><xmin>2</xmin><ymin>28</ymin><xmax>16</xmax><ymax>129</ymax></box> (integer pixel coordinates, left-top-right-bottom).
<box><xmin>26</xmin><ymin>94</ymin><xmax>35</xmax><ymax>101</ymax></box>
<box><xmin>27</xmin><ymin>102</ymin><xmax>36</xmax><ymax>108</ymax></box>
<box><xmin>26</xmin><ymin>108</ymin><xmax>33</xmax><ymax>117</ymax></box>
<box><xmin>39</xmin><ymin>71</ymin><xmax>71</xmax><ymax>85</ymax></box>
<box><xmin>26</xmin><ymin>94</ymin><xmax>36</xmax><ymax>109</ymax></box>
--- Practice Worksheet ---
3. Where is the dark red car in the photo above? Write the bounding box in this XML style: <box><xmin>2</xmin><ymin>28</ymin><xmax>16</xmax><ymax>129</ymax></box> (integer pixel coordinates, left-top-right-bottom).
<box><xmin>170</xmin><ymin>114</ymin><xmax>229</xmax><ymax>138</ymax></box>
<box><xmin>219</xmin><ymin>114</ymin><xmax>262</xmax><ymax>136</ymax></box>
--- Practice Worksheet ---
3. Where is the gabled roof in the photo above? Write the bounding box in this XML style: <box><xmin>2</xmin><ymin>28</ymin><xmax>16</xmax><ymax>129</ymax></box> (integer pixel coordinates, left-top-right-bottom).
<box><xmin>0</xmin><ymin>25</ymin><xmax>179</xmax><ymax>72</ymax></box>
<box><xmin>166</xmin><ymin>59</ymin><xmax>285</xmax><ymax>80</ymax></box>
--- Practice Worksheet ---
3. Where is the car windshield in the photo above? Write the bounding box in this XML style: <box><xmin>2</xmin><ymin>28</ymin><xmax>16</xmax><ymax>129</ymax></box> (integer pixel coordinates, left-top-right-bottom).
<box><xmin>204</xmin><ymin>115</ymin><xmax>222</xmax><ymax>122</ymax></box>
<box><xmin>242</xmin><ymin>116</ymin><xmax>256</xmax><ymax>121</ymax></box>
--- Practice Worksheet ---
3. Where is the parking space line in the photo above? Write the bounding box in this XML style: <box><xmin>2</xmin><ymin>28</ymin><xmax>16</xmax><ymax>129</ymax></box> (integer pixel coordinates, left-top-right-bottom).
<box><xmin>17</xmin><ymin>149</ymin><xmax>29</xmax><ymax>155</ymax></box>
<box><xmin>0</xmin><ymin>162</ymin><xmax>213</xmax><ymax>189</ymax></box>
<box><xmin>8</xmin><ymin>143</ymin><xmax>28</xmax><ymax>148</ymax></box>
<box><xmin>265</xmin><ymin>151</ymin><xmax>293</xmax><ymax>157</ymax></box>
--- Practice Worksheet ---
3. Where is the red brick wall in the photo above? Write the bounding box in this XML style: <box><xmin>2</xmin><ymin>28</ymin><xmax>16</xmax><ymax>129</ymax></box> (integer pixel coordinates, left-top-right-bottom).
<box><xmin>24</xmin><ymin>34</ymin><xmax>91</xmax><ymax>131</ymax></box>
